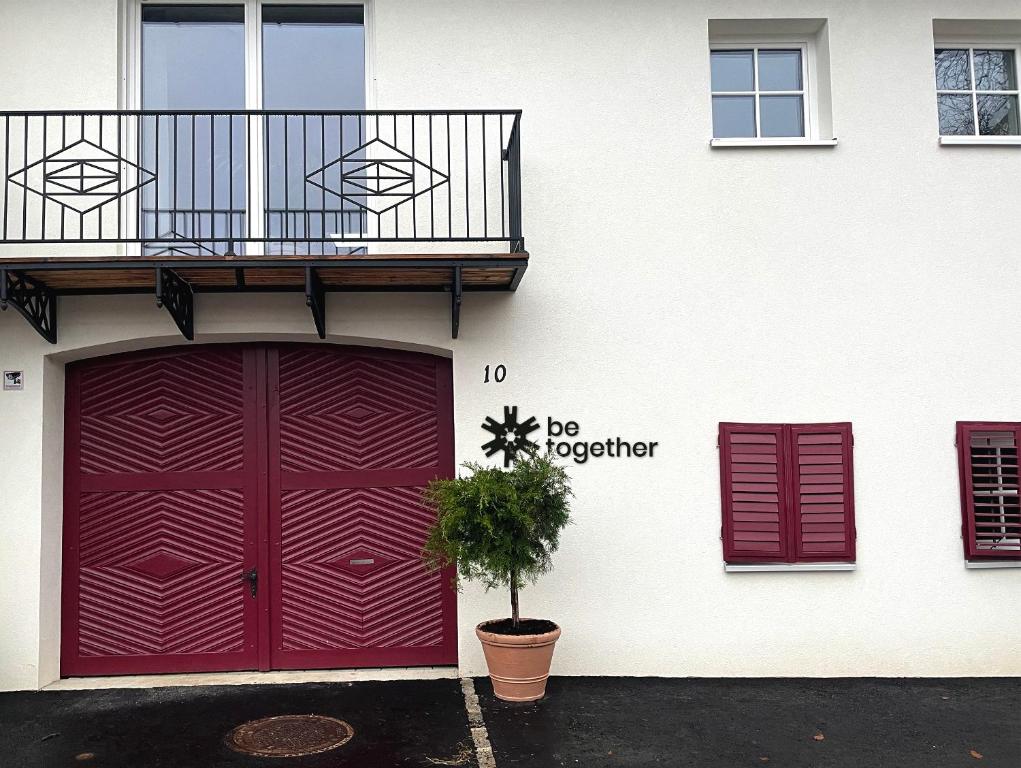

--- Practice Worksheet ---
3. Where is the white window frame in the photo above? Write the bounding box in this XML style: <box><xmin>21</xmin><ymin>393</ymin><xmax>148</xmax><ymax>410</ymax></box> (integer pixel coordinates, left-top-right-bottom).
<box><xmin>118</xmin><ymin>0</ymin><xmax>375</xmax><ymax>252</ymax></box>
<box><xmin>120</xmin><ymin>0</ymin><xmax>375</xmax><ymax>112</ymax></box>
<box><xmin>934</xmin><ymin>41</ymin><xmax>1021</xmax><ymax>145</ymax></box>
<box><xmin>708</xmin><ymin>36</ymin><xmax>835</xmax><ymax>148</ymax></box>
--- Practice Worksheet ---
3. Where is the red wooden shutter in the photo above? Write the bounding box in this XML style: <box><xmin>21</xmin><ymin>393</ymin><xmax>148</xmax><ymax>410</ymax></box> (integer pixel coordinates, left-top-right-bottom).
<box><xmin>719</xmin><ymin>424</ymin><xmax>789</xmax><ymax>562</ymax></box>
<box><xmin>957</xmin><ymin>422</ymin><xmax>1021</xmax><ymax>561</ymax></box>
<box><xmin>790</xmin><ymin>423</ymin><xmax>856</xmax><ymax>562</ymax></box>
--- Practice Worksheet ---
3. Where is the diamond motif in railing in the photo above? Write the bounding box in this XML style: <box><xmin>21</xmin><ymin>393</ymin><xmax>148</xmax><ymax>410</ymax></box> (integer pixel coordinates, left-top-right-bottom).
<box><xmin>8</xmin><ymin>138</ymin><xmax>156</xmax><ymax>215</ymax></box>
<box><xmin>305</xmin><ymin>137</ymin><xmax>448</xmax><ymax>216</ymax></box>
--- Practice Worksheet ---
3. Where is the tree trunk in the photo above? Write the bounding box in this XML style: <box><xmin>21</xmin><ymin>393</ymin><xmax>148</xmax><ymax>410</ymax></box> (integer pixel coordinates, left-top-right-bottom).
<box><xmin>510</xmin><ymin>569</ymin><xmax>520</xmax><ymax>628</ymax></box>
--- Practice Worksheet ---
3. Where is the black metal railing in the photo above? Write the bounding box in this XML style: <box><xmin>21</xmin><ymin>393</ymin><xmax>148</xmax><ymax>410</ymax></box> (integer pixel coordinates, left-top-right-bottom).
<box><xmin>0</xmin><ymin>110</ymin><xmax>523</xmax><ymax>255</ymax></box>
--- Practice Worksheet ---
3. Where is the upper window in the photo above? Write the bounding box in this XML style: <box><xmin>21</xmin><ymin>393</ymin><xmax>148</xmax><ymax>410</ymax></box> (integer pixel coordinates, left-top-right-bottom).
<box><xmin>719</xmin><ymin>423</ymin><xmax>856</xmax><ymax>565</ymax></box>
<box><xmin>935</xmin><ymin>47</ymin><xmax>1020</xmax><ymax>136</ymax></box>
<box><xmin>956</xmin><ymin>423</ymin><xmax>1021</xmax><ymax>561</ymax></box>
<box><xmin>711</xmin><ymin>46</ymin><xmax>807</xmax><ymax>139</ymax></box>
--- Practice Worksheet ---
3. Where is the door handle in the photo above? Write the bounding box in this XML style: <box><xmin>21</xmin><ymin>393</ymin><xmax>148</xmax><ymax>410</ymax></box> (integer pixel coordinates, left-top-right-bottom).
<box><xmin>241</xmin><ymin>568</ymin><xmax>258</xmax><ymax>598</ymax></box>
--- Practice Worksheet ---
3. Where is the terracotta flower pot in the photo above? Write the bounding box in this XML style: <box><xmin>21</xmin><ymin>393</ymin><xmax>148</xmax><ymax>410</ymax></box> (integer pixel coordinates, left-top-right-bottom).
<box><xmin>475</xmin><ymin>620</ymin><xmax>561</xmax><ymax>702</ymax></box>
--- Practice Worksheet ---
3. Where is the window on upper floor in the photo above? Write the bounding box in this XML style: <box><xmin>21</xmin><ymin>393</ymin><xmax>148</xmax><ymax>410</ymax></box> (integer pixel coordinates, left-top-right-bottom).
<box><xmin>718</xmin><ymin>423</ymin><xmax>856</xmax><ymax>567</ymax></box>
<box><xmin>710</xmin><ymin>46</ymin><xmax>807</xmax><ymax>139</ymax></box>
<box><xmin>935</xmin><ymin>46</ymin><xmax>1020</xmax><ymax>137</ymax></box>
<box><xmin>707</xmin><ymin>19</ymin><xmax>834</xmax><ymax>147</ymax></box>
<box><xmin>956</xmin><ymin>423</ymin><xmax>1021</xmax><ymax>562</ymax></box>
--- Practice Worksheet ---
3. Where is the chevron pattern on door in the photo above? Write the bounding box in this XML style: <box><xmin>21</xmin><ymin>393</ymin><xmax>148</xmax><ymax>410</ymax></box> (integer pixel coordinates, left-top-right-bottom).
<box><xmin>63</xmin><ymin>344</ymin><xmax>455</xmax><ymax>677</ymax></box>
<box><xmin>270</xmin><ymin>346</ymin><xmax>456</xmax><ymax>669</ymax></box>
<box><xmin>277</xmin><ymin>348</ymin><xmax>440</xmax><ymax>472</ymax></box>
<box><xmin>77</xmin><ymin>350</ymin><xmax>246</xmax><ymax>474</ymax></box>
<box><xmin>77</xmin><ymin>488</ymin><xmax>246</xmax><ymax>656</ymax></box>
<box><xmin>278</xmin><ymin>486</ymin><xmax>444</xmax><ymax>651</ymax></box>
<box><xmin>62</xmin><ymin>347</ymin><xmax>259</xmax><ymax>676</ymax></box>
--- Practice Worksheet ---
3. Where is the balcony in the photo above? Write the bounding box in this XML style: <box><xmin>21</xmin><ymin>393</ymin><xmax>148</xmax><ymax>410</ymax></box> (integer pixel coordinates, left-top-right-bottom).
<box><xmin>0</xmin><ymin>110</ymin><xmax>527</xmax><ymax>342</ymax></box>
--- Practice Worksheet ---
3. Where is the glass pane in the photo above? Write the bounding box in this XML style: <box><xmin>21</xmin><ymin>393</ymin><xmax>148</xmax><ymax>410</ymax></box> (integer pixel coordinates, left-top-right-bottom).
<box><xmin>712</xmin><ymin>96</ymin><xmax>756</xmax><ymax>138</ymax></box>
<box><xmin>758</xmin><ymin>50</ymin><xmax>802</xmax><ymax>91</ymax></box>
<box><xmin>973</xmin><ymin>50</ymin><xmax>1017</xmax><ymax>91</ymax></box>
<box><xmin>934</xmin><ymin>49</ymin><xmax>971</xmax><ymax>90</ymax></box>
<box><xmin>977</xmin><ymin>94</ymin><xmax>1020</xmax><ymax>135</ymax></box>
<box><xmin>141</xmin><ymin>5</ymin><xmax>246</xmax><ymax>254</ymax></box>
<box><xmin>710</xmin><ymin>50</ymin><xmax>753</xmax><ymax>92</ymax></box>
<box><xmin>262</xmin><ymin>5</ymin><xmax>366</xmax><ymax>251</ymax></box>
<box><xmin>938</xmin><ymin>93</ymin><xmax>976</xmax><ymax>135</ymax></box>
<box><xmin>759</xmin><ymin>95</ymin><xmax>804</xmax><ymax>137</ymax></box>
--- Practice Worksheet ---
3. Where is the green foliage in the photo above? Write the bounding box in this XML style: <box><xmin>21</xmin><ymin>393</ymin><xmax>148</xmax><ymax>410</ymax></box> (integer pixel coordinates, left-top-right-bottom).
<box><xmin>422</xmin><ymin>452</ymin><xmax>572</xmax><ymax>594</ymax></box>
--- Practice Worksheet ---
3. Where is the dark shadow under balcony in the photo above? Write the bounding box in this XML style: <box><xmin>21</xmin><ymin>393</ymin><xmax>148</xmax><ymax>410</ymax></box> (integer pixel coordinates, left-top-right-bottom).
<box><xmin>0</xmin><ymin>110</ymin><xmax>527</xmax><ymax>342</ymax></box>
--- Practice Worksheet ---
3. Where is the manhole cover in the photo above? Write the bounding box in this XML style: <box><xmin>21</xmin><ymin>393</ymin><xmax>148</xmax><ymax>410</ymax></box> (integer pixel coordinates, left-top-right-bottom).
<box><xmin>225</xmin><ymin>714</ymin><xmax>354</xmax><ymax>758</ymax></box>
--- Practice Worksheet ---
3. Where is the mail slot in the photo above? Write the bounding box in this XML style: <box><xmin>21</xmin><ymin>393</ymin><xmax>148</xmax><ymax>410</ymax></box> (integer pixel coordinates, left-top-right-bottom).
<box><xmin>349</xmin><ymin>558</ymin><xmax>375</xmax><ymax>565</ymax></box>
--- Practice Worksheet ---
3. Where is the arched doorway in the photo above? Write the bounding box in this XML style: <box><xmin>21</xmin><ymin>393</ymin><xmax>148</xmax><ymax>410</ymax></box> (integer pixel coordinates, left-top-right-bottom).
<box><xmin>61</xmin><ymin>343</ymin><xmax>456</xmax><ymax>676</ymax></box>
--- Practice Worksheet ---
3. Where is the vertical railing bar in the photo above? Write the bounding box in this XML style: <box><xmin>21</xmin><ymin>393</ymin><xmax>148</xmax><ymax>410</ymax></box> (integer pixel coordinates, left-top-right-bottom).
<box><xmin>97</xmin><ymin>115</ymin><xmax>103</xmax><ymax>240</ymax></box>
<box><xmin>283</xmin><ymin>115</ymin><xmax>289</xmax><ymax>246</ymax></box>
<box><xmin>446</xmin><ymin>113</ymin><xmax>451</xmax><ymax>239</ymax></box>
<box><xmin>429</xmin><ymin>114</ymin><xmax>435</xmax><ymax>239</ymax></box>
<box><xmin>155</xmin><ymin>114</ymin><xmax>161</xmax><ymax>242</ymax></box>
<box><xmin>22</xmin><ymin>116</ymin><xmax>29</xmax><ymax>240</ymax></box>
<box><xmin>116</xmin><ymin>113</ymin><xmax>122</xmax><ymax>240</ymax></box>
<box><xmin>2</xmin><ymin>115</ymin><xmax>9</xmax><ymax>240</ymax></box>
<box><xmin>76</xmin><ymin>114</ymin><xmax>84</xmax><ymax>240</ymax></box>
<box><xmin>191</xmin><ymin>114</ymin><xmax>196</xmax><ymax>244</ymax></box>
<box><xmin>40</xmin><ymin>115</ymin><xmax>47</xmax><ymax>240</ymax></box>
<box><xmin>392</xmin><ymin>112</ymin><xmax>397</xmax><ymax>239</ymax></box>
<box><xmin>500</xmin><ymin>114</ymin><xmax>505</xmax><ymax>239</ymax></box>
<box><xmin>173</xmin><ymin>114</ymin><xmax>179</xmax><ymax>241</ymax></box>
<box><xmin>60</xmin><ymin>115</ymin><xmax>67</xmax><ymax>240</ymax></box>
<box><xmin>482</xmin><ymin>114</ymin><xmax>488</xmax><ymax>237</ymax></box>
<box><xmin>229</xmin><ymin>114</ymin><xmax>234</xmax><ymax>245</ymax></box>
<box><xmin>302</xmin><ymin>113</ymin><xmax>308</xmax><ymax>251</ymax></box>
<box><xmin>136</xmin><ymin>113</ymin><xmax>142</xmax><ymax>243</ymax></box>
<box><xmin>210</xmin><ymin>113</ymin><xmax>215</xmax><ymax>252</ymax></box>
<box><xmin>320</xmin><ymin>113</ymin><xmax>325</xmax><ymax>255</ymax></box>
<box><xmin>464</xmin><ymin>114</ymin><xmax>469</xmax><ymax>238</ymax></box>
<box><xmin>338</xmin><ymin>113</ymin><xmax>344</xmax><ymax>243</ymax></box>
<box><xmin>411</xmin><ymin>113</ymin><xmax>417</xmax><ymax>239</ymax></box>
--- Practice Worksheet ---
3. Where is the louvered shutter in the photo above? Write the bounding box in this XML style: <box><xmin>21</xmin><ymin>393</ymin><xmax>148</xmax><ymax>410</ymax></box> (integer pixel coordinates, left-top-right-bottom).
<box><xmin>957</xmin><ymin>422</ymin><xmax>1021</xmax><ymax>561</ymax></box>
<box><xmin>719</xmin><ymin>424</ymin><xmax>790</xmax><ymax>562</ymax></box>
<box><xmin>790</xmin><ymin>423</ymin><xmax>856</xmax><ymax>562</ymax></box>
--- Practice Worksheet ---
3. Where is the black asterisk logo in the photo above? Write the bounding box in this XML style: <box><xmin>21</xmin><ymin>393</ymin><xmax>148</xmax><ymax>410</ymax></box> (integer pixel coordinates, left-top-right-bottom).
<box><xmin>482</xmin><ymin>406</ymin><xmax>540</xmax><ymax>467</ymax></box>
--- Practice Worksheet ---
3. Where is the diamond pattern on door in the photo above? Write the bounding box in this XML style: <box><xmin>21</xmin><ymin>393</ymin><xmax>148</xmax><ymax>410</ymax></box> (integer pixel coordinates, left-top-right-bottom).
<box><xmin>277</xmin><ymin>348</ymin><xmax>439</xmax><ymax>472</ymax></box>
<box><xmin>279</xmin><ymin>486</ymin><xmax>444</xmax><ymax>651</ymax></box>
<box><xmin>270</xmin><ymin>346</ymin><xmax>456</xmax><ymax>669</ymax></box>
<box><xmin>77</xmin><ymin>488</ymin><xmax>246</xmax><ymax>657</ymax></box>
<box><xmin>78</xmin><ymin>350</ymin><xmax>246</xmax><ymax>473</ymax></box>
<box><xmin>62</xmin><ymin>344</ymin><xmax>455</xmax><ymax>677</ymax></box>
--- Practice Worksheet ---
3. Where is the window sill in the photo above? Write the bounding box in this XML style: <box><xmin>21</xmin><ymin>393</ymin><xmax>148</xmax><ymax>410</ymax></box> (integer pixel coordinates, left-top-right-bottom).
<box><xmin>710</xmin><ymin>138</ymin><xmax>838</xmax><ymax>148</ymax></box>
<box><xmin>939</xmin><ymin>136</ymin><xmax>1021</xmax><ymax>146</ymax></box>
<box><xmin>724</xmin><ymin>563</ymin><xmax>856</xmax><ymax>572</ymax></box>
<box><xmin>965</xmin><ymin>560</ymin><xmax>1021</xmax><ymax>569</ymax></box>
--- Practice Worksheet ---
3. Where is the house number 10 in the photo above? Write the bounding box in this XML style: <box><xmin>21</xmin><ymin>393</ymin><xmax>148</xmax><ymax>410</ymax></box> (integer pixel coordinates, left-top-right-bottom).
<box><xmin>484</xmin><ymin>364</ymin><xmax>506</xmax><ymax>383</ymax></box>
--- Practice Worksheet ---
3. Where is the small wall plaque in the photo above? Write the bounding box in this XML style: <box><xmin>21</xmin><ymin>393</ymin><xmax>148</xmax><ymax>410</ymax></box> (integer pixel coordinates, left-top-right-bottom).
<box><xmin>3</xmin><ymin>371</ymin><xmax>23</xmax><ymax>390</ymax></box>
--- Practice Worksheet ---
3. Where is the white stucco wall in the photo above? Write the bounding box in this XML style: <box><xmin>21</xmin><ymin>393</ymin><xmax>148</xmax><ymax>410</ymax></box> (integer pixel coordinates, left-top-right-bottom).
<box><xmin>1</xmin><ymin>0</ymin><xmax>1019</xmax><ymax>690</ymax></box>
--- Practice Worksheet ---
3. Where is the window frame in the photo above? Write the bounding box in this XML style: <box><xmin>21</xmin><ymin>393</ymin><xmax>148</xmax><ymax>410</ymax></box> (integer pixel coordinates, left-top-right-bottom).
<box><xmin>955</xmin><ymin>421</ymin><xmax>1021</xmax><ymax>563</ymax></box>
<box><xmin>934</xmin><ymin>40</ymin><xmax>1021</xmax><ymax>143</ymax></box>
<box><xmin>709</xmin><ymin>38</ymin><xmax>819</xmax><ymax>145</ymax></box>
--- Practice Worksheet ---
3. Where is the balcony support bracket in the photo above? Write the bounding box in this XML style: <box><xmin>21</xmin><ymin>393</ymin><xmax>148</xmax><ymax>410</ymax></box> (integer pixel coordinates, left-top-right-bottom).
<box><xmin>155</xmin><ymin>267</ymin><xmax>194</xmax><ymax>341</ymax></box>
<box><xmin>305</xmin><ymin>266</ymin><xmax>326</xmax><ymax>339</ymax></box>
<box><xmin>450</xmin><ymin>266</ymin><xmax>463</xmax><ymax>339</ymax></box>
<box><xmin>0</xmin><ymin>268</ymin><xmax>57</xmax><ymax>344</ymax></box>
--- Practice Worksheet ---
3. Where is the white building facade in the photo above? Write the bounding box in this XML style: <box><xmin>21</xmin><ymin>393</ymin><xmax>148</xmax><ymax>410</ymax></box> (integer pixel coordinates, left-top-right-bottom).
<box><xmin>0</xmin><ymin>0</ymin><xmax>1019</xmax><ymax>691</ymax></box>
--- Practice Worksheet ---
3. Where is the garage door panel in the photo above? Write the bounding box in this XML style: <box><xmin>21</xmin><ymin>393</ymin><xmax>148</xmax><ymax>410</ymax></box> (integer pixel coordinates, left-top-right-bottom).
<box><xmin>63</xmin><ymin>347</ymin><xmax>260</xmax><ymax>676</ymax></box>
<box><xmin>75</xmin><ymin>488</ymin><xmax>248</xmax><ymax>658</ymax></box>
<box><xmin>277</xmin><ymin>349</ymin><xmax>440</xmax><ymax>472</ymax></box>
<box><xmin>78</xmin><ymin>351</ymin><xmax>247</xmax><ymax>474</ymax></box>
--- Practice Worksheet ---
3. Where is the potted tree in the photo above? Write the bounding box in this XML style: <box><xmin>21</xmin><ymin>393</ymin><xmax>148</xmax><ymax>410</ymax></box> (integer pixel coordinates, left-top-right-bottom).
<box><xmin>422</xmin><ymin>451</ymin><xmax>572</xmax><ymax>702</ymax></box>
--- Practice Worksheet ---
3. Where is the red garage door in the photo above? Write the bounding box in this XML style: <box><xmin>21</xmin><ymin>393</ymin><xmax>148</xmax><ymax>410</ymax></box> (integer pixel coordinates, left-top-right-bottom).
<box><xmin>61</xmin><ymin>345</ymin><xmax>456</xmax><ymax>677</ymax></box>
